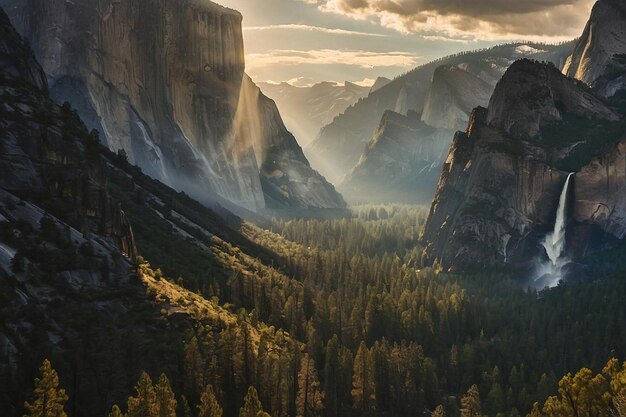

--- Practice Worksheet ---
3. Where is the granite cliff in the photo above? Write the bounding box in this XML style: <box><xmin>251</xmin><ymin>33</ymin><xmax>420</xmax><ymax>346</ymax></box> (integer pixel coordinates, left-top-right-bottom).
<box><xmin>563</xmin><ymin>0</ymin><xmax>626</xmax><ymax>98</ymax></box>
<box><xmin>421</xmin><ymin>58</ymin><xmax>626</xmax><ymax>272</ymax></box>
<box><xmin>340</xmin><ymin>111</ymin><xmax>453</xmax><ymax>203</ymax></box>
<box><xmin>0</xmin><ymin>0</ymin><xmax>344</xmax><ymax>211</ymax></box>
<box><xmin>421</xmin><ymin>66</ymin><xmax>493</xmax><ymax>131</ymax></box>
<box><xmin>340</xmin><ymin>66</ymin><xmax>492</xmax><ymax>204</ymax></box>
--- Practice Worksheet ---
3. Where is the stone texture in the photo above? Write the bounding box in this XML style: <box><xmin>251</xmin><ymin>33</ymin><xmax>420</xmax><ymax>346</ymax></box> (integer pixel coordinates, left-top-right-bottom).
<box><xmin>0</xmin><ymin>0</ymin><xmax>344</xmax><ymax>211</ymax></box>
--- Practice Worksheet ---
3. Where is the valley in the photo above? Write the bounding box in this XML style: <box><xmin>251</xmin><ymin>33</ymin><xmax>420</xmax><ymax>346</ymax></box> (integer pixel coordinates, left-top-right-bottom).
<box><xmin>1</xmin><ymin>0</ymin><xmax>625</xmax><ymax>417</ymax></box>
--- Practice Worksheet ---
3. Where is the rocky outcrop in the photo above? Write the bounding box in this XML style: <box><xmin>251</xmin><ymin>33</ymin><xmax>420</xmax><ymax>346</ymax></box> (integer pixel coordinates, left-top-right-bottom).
<box><xmin>340</xmin><ymin>111</ymin><xmax>453</xmax><ymax>203</ymax></box>
<box><xmin>0</xmin><ymin>7</ymin><xmax>136</xmax><ymax>258</ymax></box>
<box><xmin>1</xmin><ymin>0</ymin><xmax>344</xmax><ymax>211</ymax></box>
<box><xmin>563</xmin><ymin>0</ymin><xmax>626</xmax><ymax>97</ymax></box>
<box><xmin>0</xmin><ymin>8</ymin><xmax>46</xmax><ymax>91</ymax></box>
<box><xmin>308</xmin><ymin>42</ymin><xmax>576</xmax><ymax>184</ymax></box>
<box><xmin>422</xmin><ymin>59</ymin><xmax>626</xmax><ymax>271</ymax></box>
<box><xmin>421</xmin><ymin>108</ymin><xmax>569</xmax><ymax>270</ymax></box>
<box><xmin>574</xmin><ymin>136</ymin><xmax>626</xmax><ymax>239</ymax></box>
<box><xmin>489</xmin><ymin>60</ymin><xmax>619</xmax><ymax>139</ymax></box>
<box><xmin>421</xmin><ymin>66</ymin><xmax>493</xmax><ymax>131</ymax></box>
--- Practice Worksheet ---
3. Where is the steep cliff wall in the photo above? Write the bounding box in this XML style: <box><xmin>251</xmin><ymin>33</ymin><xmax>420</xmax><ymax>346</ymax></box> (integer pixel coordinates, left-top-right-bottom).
<box><xmin>421</xmin><ymin>66</ymin><xmax>493</xmax><ymax>131</ymax></box>
<box><xmin>488</xmin><ymin>60</ymin><xmax>619</xmax><ymax>139</ymax></box>
<box><xmin>421</xmin><ymin>108</ymin><xmax>568</xmax><ymax>270</ymax></box>
<box><xmin>0</xmin><ymin>6</ymin><xmax>136</xmax><ymax>260</ymax></box>
<box><xmin>563</xmin><ymin>0</ymin><xmax>626</xmax><ymax>97</ymax></box>
<box><xmin>574</xmin><ymin>136</ymin><xmax>626</xmax><ymax>239</ymax></box>
<box><xmin>422</xmin><ymin>59</ymin><xmax>625</xmax><ymax>271</ymax></box>
<box><xmin>1</xmin><ymin>0</ymin><xmax>343</xmax><ymax>211</ymax></box>
<box><xmin>340</xmin><ymin>111</ymin><xmax>453</xmax><ymax>203</ymax></box>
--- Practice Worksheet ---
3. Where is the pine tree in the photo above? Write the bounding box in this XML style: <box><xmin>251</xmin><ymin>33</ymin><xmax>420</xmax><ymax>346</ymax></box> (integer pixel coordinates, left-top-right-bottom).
<box><xmin>198</xmin><ymin>385</ymin><xmax>223</xmax><ymax>417</ymax></box>
<box><xmin>23</xmin><ymin>359</ymin><xmax>69</xmax><ymax>417</ymax></box>
<box><xmin>127</xmin><ymin>372</ymin><xmax>158</xmax><ymax>417</ymax></box>
<box><xmin>108</xmin><ymin>405</ymin><xmax>125</xmax><ymax>417</ymax></box>
<box><xmin>352</xmin><ymin>342</ymin><xmax>375</xmax><ymax>417</ymax></box>
<box><xmin>460</xmin><ymin>385</ymin><xmax>481</xmax><ymax>417</ymax></box>
<box><xmin>239</xmin><ymin>386</ymin><xmax>263</xmax><ymax>417</ymax></box>
<box><xmin>432</xmin><ymin>405</ymin><xmax>446</xmax><ymax>417</ymax></box>
<box><xmin>297</xmin><ymin>354</ymin><xmax>324</xmax><ymax>417</ymax></box>
<box><xmin>155</xmin><ymin>374</ymin><xmax>177</xmax><ymax>417</ymax></box>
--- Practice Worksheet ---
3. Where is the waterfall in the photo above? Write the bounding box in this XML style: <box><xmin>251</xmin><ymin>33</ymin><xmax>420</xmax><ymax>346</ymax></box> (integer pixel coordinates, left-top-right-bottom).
<box><xmin>535</xmin><ymin>173</ymin><xmax>574</xmax><ymax>288</ymax></box>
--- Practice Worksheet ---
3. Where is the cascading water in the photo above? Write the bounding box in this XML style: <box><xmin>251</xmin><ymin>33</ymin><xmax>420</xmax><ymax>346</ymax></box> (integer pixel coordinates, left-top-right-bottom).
<box><xmin>535</xmin><ymin>172</ymin><xmax>574</xmax><ymax>288</ymax></box>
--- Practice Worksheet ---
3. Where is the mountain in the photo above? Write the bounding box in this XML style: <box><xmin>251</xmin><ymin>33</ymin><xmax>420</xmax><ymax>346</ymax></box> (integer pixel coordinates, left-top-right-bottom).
<box><xmin>339</xmin><ymin>111</ymin><xmax>454</xmax><ymax>203</ymax></box>
<box><xmin>307</xmin><ymin>42</ymin><xmax>576</xmax><ymax>184</ymax></box>
<box><xmin>421</xmin><ymin>66</ymin><xmax>493</xmax><ymax>131</ymax></box>
<box><xmin>421</xmin><ymin>58</ymin><xmax>626</xmax><ymax>273</ymax></box>
<box><xmin>258</xmin><ymin>81</ymin><xmax>370</xmax><ymax>147</ymax></box>
<box><xmin>369</xmin><ymin>77</ymin><xmax>391</xmax><ymax>93</ymax></box>
<box><xmin>0</xmin><ymin>9</ymin><xmax>306</xmax><ymax>414</ymax></box>
<box><xmin>0</xmin><ymin>0</ymin><xmax>344</xmax><ymax>212</ymax></box>
<box><xmin>339</xmin><ymin>65</ymin><xmax>494</xmax><ymax>204</ymax></box>
<box><xmin>563</xmin><ymin>0</ymin><xmax>626</xmax><ymax>98</ymax></box>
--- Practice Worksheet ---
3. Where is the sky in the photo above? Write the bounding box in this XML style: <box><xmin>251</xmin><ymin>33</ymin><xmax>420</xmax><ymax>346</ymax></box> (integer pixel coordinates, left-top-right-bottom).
<box><xmin>218</xmin><ymin>0</ymin><xmax>596</xmax><ymax>86</ymax></box>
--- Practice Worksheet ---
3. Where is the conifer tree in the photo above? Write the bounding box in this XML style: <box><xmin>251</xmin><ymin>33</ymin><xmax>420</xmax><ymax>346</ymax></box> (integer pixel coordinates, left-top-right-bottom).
<box><xmin>127</xmin><ymin>372</ymin><xmax>158</xmax><ymax>417</ymax></box>
<box><xmin>239</xmin><ymin>386</ymin><xmax>263</xmax><ymax>417</ymax></box>
<box><xmin>432</xmin><ymin>405</ymin><xmax>446</xmax><ymax>417</ymax></box>
<box><xmin>155</xmin><ymin>374</ymin><xmax>177</xmax><ymax>417</ymax></box>
<box><xmin>297</xmin><ymin>353</ymin><xmax>324</xmax><ymax>417</ymax></box>
<box><xmin>23</xmin><ymin>359</ymin><xmax>69</xmax><ymax>417</ymax></box>
<box><xmin>198</xmin><ymin>385</ymin><xmax>223</xmax><ymax>417</ymax></box>
<box><xmin>460</xmin><ymin>385</ymin><xmax>481</xmax><ymax>417</ymax></box>
<box><xmin>352</xmin><ymin>342</ymin><xmax>375</xmax><ymax>417</ymax></box>
<box><xmin>108</xmin><ymin>405</ymin><xmax>125</xmax><ymax>417</ymax></box>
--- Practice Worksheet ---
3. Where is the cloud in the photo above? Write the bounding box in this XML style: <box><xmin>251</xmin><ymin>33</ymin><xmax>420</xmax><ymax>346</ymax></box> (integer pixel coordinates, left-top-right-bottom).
<box><xmin>243</xmin><ymin>24</ymin><xmax>387</xmax><ymax>37</ymax></box>
<box><xmin>246</xmin><ymin>49</ymin><xmax>419</xmax><ymax>70</ymax></box>
<box><xmin>350</xmin><ymin>78</ymin><xmax>377</xmax><ymax>87</ymax></box>
<box><xmin>317</xmin><ymin>0</ymin><xmax>595</xmax><ymax>41</ymax></box>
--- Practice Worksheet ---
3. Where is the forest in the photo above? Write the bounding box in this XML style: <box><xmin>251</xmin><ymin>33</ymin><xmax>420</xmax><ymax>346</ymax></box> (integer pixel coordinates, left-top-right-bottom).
<box><xmin>18</xmin><ymin>205</ymin><xmax>626</xmax><ymax>417</ymax></box>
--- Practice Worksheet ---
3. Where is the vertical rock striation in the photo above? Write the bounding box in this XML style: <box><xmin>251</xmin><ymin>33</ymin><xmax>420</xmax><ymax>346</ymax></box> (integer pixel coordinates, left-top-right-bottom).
<box><xmin>0</xmin><ymin>0</ymin><xmax>344</xmax><ymax>211</ymax></box>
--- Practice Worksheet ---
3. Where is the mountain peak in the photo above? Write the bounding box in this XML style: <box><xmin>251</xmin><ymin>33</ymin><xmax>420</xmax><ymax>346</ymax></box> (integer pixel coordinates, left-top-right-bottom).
<box><xmin>563</xmin><ymin>0</ymin><xmax>626</xmax><ymax>96</ymax></box>
<box><xmin>488</xmin><ymin>59</ymin><xmax>619</xmax><ymax>138</ymax></box>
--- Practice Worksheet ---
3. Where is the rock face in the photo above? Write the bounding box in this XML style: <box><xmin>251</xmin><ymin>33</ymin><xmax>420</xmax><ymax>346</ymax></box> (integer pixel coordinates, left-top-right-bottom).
<box><xmin>0</xmin><ymin>7</ymin><xmax>136</xmax><ymax>260</ymax></box>
<box><xmin>370</xmin><ymin>77</ymin><xmax>391</xmax><ymax>93</ymax></box>
<box><xmin>421</xmin><ymin>66</ymin><xmax>493</xmax><ymax>131</ymax></box>
<box><xmin>421</xmin><ymin>59</ymin><xmax>626</xmax><ymax>271</ymax></box>
<box><xmin>339</xmin><ymin>65</ymin><xmax>493</xmax><ymax>204</ymax></box>
<box><xmin>574</xmin><ymin>137</ymin><xmax>626</xmax><ymax>239</ymax></box>
<box><xmin>563</xmin><ymin>0</ymin><xmax>626</xmax><ymax>97</ymax></box>
<box><xmin>340</xmin><ymin>111</ymin><xmax>453</xmax><ymax>203</ymax></box>
<box><xmin>488</xmin><ymin>60</ymin><xmax>619</xmax><ymax>138</ymax></box>
<box><xmin>0</xmin><ymin>0</ymin><xmax>344</xmax><ymax>211</ymax></box>
<box><xmin>307</xmin><ymin>42</ymin><xmax>576</xmax><ymax>184</ymax></box>
<box><xmin>259</xmin><ymin>81</ymin><xmax>370</xmax><ymax>147</ymax></box>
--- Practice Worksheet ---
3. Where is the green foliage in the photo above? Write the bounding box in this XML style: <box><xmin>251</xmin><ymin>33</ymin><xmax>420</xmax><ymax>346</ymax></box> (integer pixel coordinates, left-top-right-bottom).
<box><xmin>108</xmin><ymin>405</ymin><xmax>125</xmax><ymax>417</ymax></box>
<box><xmin>23</xmin><ymin>359</ymin><xmax>68</xmax><ymax>417</ymax></box>
<box><xmin>529</xmin><ymin>358</ymin><xmax>626</xmax><ymax>417</ymax></box>
<box><xmin>239</xmin><ymin>387</ymin><xmax>264</xmax><ymax>417</ymax></box>
<box><xmin>198</xmin><ymin>385</ymin><xmax>223</xmax><ymax>417</ymax></box>
<box><xmin>126</xmin><ymin>372</ymin><xmax>158</xmax><ymax>417</ymax></box>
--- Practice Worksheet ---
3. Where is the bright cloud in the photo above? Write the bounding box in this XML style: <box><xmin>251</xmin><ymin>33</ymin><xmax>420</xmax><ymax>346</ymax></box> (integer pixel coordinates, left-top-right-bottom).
<box><xmin>246</xmin><ymin>49</ymin><xmax>419</xmax><ymax>70</ymax></box>
<box><xmin>244</xmin><ymin>24</ymin><xmax>388</xmax><ymax>37</ymax></box>
<box><xmin>316</xmin><ymin>0</ymin><xmax>595</xmax><ymax>41</ymax></box>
